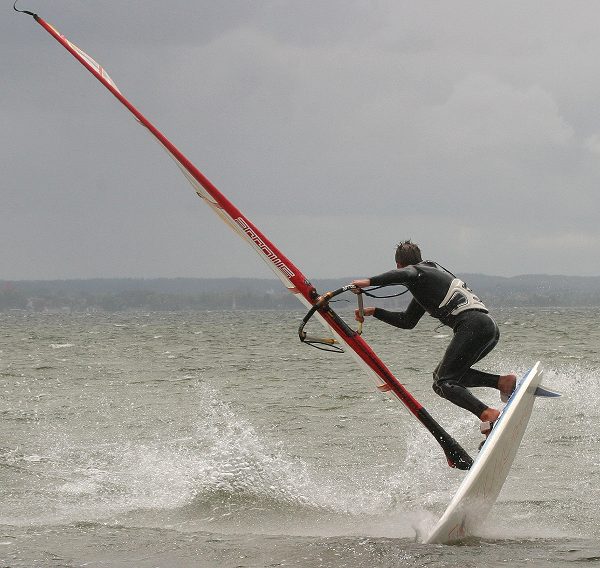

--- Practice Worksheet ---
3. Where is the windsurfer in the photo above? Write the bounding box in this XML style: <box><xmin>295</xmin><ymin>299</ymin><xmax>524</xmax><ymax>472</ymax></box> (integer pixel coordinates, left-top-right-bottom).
<box><xmin>352</xmin><ymin>240</ymin><xmax>516</xmax><ymax>439</ymax></box>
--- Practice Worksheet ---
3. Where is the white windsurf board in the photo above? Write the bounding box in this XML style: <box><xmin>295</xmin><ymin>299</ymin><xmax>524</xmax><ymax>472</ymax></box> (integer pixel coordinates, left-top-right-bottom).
<box><xmin>424</xmin><ymin>361</ymin><xmax>545</xmax><ymax>544</ymax></box>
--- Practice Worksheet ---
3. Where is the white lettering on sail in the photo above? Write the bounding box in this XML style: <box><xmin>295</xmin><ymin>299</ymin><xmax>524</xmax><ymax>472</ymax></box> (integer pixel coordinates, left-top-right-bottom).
<box><xmin>235</xmin><ymin>217</ymin><xmax>295</xmax><ymax>279</ymax></box>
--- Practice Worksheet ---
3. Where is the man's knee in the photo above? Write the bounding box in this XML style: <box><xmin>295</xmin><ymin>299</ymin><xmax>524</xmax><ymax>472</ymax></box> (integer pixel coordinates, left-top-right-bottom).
<box><xmin>433</xmin><ymin>374</ymin><xmax>455</xmax><ymax>399</ymax></box>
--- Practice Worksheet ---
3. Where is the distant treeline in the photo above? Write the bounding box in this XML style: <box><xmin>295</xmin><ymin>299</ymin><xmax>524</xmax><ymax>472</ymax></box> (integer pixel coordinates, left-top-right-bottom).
<box><xmin>1</xmin><ymin>274</ymin><xmax>600</xmax><ymax>312</ymax></box>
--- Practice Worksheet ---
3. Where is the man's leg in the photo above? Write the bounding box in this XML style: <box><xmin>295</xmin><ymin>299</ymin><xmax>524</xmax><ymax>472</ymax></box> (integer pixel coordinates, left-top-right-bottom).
<box><xmin>432</xmin><ymin>312</ymin><xmax>502</xmax><ymax>419</ymax></box>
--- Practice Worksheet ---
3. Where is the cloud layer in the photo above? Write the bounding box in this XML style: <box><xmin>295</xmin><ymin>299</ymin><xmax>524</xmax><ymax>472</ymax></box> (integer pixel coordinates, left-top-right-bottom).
<box><xmin>4</xmin><ymin>1</ymin><xmax>600</xmax><ymax>279</ymax></box>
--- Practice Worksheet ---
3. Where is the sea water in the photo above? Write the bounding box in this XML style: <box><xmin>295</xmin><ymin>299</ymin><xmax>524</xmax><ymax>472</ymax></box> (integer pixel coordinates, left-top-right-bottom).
<box><xmin>1</xmin><ymin>307</ymin><xmax>599</xmax><ymax>567</ymax></box>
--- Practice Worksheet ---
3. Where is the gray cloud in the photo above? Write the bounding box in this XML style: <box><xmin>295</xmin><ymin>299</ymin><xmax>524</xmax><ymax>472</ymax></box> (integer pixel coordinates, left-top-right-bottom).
<box><xmin>4</xmin><ymin>1</ymin><xmax>600</xmax><ymax>280</ymax></box>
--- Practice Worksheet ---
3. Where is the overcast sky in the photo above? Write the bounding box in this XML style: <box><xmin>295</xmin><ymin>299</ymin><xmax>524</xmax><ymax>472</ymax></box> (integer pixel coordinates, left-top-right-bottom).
<box><xmin>4</xmin><ymin>1</ymin><xmax>600</xmax><ymax>281</ymax></box>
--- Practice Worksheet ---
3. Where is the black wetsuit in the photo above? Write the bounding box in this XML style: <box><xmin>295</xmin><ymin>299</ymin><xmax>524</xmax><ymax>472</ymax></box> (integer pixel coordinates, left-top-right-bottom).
<box><xmin>369</xmin><ymin>261</ymin><xmax>500</xmax><ymax>418</ymax></box>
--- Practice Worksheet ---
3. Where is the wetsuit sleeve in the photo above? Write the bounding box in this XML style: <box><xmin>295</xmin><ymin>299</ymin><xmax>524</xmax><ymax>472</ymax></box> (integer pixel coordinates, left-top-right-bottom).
<box><xmin>373</xmin><ymin>299</ymin><xmax>425</xmax><ymax>329</ymax></box>
<box><xmin>369</xmin><ymin>266</ymin><xmax>419</xmax><ymax>287</ymax></box>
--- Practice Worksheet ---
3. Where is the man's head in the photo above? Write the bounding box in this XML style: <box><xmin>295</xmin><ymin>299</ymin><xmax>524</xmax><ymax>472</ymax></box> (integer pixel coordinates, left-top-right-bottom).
<box><xmin>395</xmin><ymin>240</ymin><xmax>422</xmax><ymax>268</ymax></box>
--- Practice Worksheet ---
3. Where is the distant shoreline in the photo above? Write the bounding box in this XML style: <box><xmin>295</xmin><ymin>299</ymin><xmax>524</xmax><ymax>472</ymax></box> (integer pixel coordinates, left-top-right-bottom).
<box><xmin>2</xmin><ymin>275</ymin><xmax>600</xmax><ymax>312</ymax></box>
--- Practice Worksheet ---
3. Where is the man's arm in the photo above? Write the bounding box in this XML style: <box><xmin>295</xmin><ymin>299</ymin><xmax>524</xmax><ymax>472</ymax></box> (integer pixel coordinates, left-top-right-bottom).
<box><xmin>369</xmin><ymin>266</ymin><xmax>419</xmax><ymax>287</ymax></box>
<box><xmin>352</xmin><ymin>266</ymin><xmax>422</xmax><ymax>327</ymax></box>
<box><xmin>372</xmin><ymin>298</ymin><xmax>425</xmax><ymax>329</ymax></box>
<box><xmin>351</xmin><ymin>266</ymin><xmax>418</xmax><ymax>296</ymax></box>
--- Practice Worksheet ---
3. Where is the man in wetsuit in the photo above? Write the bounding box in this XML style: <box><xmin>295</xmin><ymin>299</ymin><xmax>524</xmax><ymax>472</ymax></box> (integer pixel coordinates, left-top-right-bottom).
<box><xmin>352</xmin><ymin>240</ymin><xmax>516</xmax><ymax>438</ymax></box>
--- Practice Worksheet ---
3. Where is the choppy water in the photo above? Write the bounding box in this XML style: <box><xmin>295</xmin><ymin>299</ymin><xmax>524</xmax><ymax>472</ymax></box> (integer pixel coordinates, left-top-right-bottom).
<box><xmin>1</xmin><ymin>307</ymin><xmax>599</xmax><ymax>567</ymax></box>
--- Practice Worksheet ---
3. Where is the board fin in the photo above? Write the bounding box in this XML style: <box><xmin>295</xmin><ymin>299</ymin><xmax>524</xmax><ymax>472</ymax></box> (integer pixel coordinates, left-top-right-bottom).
<box><xmin>534</xmin><ymin>384</ymin><xmax>561</xmax><ymax>397</ymax></box>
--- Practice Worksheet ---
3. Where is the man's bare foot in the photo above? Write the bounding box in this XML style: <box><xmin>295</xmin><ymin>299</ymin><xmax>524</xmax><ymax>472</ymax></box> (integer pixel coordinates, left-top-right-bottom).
<box><xmin>480</xmin><ymin>407</ymin><xmax>500</xmax><ymax>423</ymax></box>
<box><xmin>478</xmin><ymin>407</ymin><xmax>500</xmax><ymax>451</ymax></box>
<box><xmin>499</xmin><ymin>373</ymin><xmax>517</xmax><ymax>401</ymax></box>
<box><xmin>479</xmin><ymin>407</ymin><xmax>500</xmax><ymax>451</ymax></box>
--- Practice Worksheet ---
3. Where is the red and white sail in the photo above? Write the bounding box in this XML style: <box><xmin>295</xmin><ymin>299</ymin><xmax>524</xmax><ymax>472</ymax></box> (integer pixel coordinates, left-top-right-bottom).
<box><xmin>21</xmin><ymin>10</ymin><xmax>473</xmax><ymax>469</ymax></box>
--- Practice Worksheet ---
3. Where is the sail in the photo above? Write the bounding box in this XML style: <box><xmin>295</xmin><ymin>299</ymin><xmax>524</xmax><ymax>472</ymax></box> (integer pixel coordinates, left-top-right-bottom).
<box><xmin>20</xmin><ymin>10</ymin><xmax>473</xmax><ymax>470</ymax></box>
